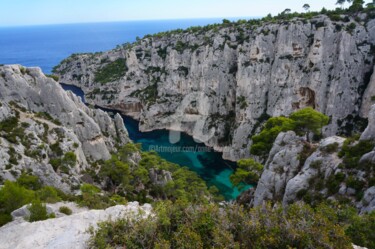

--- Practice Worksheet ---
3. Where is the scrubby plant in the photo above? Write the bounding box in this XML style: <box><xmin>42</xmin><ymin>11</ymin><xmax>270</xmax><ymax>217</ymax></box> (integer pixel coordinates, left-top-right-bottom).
<box><xmin>250</xmin><ymin>116</ymin><xmax>295</xmax><ymax>156</ymax></box>
<box><xmin>36</xmin><ymin>186</ymin><xmax>61</xmax><ymax>203</ymax></box>
<box><xmin>16</xmin><ymin>173</ymin><xmax>42</xmax><ymax>190</ymax></box>
<box><xmin>0</xmin><ymin>180</ymin><xmax>34</xmax><ymax>213</ymax></box>
<box><xmin>251</xmin><ymin>108</ymin><xmax>329</xmax><ymax>157</ymax></box>
<box><xmin>339</xmin><ymin>139</ymin><xmax>374</xmax><ymax>169</ymax></box>
<box><xmin>59</xmin><ymin>206</ymin><xmax>72</xmax><ymax>215</ymax></box>
<box><xmin>94</xmin><ymin>58</ymin><xmax>128</xmax><ymax>84</ymax></box>
<box><xmin>88</xmin><ymin>201</ymin><xmax>352</xmax><ymax>249</ymax></box>
<box><xmin>79</xmin><ymin>184</ymin><xmax>109</xmax><ymax>209</ymax></box>
<box><xmin>321</xmin><ymin>142</ymin><xmax>339</xmax><ymax>154</ymax></box>
<box><xmin>28</xmin><ymin>200</ymin><xmax>50</xmax><ymax>222</ymax></box>
<box><xmin>345</xmin><ymin>211</ymin><xmax>375</xmax><ymax>249</ymax></box>
<box><xmin>230</xmin><ymin>158</ymin><xmax>263</xmax><ymax>188</ymax></box>
<box><xmin>290</xmin><ymin>107</ymin><xmax>329</xmax><ymax>142</ymax></box>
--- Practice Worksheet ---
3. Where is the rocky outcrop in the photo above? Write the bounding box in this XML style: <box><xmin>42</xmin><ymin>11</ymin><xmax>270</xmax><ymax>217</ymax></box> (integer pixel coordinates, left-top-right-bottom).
<box><xmin>0</xmin><ymin>202</ymin><xmax>152</xmax><ymax>249</ymax></box>
<box><xmin>250</xmin><ymin>104</ymin><xmax>375</xmax><ymax>213</ymax></box>
<box><xmin>0</xmin><ymin>65</ymin><xmax>130</xmax><ymax>190</ymax></box>
<box><xmin>251</xmin><ymin>131</ymin><xmax>305</xmax><ymax>206</ymax></box>
<box><xmin>54</xmin><ymin>15</ymin><xmax>375</xmax><ymax>161</ymax></box>
<box><xmin>149</xmin><ymin>168</ymin><xmax>173</xmax><ymax>186</ymax></box>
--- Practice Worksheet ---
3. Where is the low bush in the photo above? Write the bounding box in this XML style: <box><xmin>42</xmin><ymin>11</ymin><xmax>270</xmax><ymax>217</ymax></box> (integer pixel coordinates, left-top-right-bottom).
<box><xmin>28</xmin><ymin>200</ymin><xmax>50</xmax><ymax>222</ymax></box>
<box><xmin>89</xmin><ymin>201</ymin><xmax>352</xmax><ymax>249</ymax></box>
<box><xmin>59</xmin><ymin>206</ymin><xmax>72</xmax><ymax>215</ymax></box>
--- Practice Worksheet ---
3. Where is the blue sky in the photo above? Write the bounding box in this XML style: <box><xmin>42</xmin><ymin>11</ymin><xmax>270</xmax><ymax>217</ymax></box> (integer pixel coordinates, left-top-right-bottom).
<box><xmin>0</xmin><ymin>0</ymin><xmax>372</xmax><ymax>27</ymax></box>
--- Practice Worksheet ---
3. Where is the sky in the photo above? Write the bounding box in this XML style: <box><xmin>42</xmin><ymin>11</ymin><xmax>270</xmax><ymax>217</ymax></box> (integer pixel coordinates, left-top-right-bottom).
<box><xmin>0</xmin><ymin>0</ymin><xmax>372</xmax><ymax>27</ymax></box>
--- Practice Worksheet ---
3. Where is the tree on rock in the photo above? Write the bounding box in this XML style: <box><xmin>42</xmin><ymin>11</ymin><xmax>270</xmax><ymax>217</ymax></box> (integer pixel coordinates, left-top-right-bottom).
<box><xmin>349</xmin><ymin>0</ymin><xmax>364</xmax><ymax>11</ymax></box>
<box><xmin>303</xmin><ymin>4</ymin><xmax>311</xmax><ymax>12</ymax></box>
<box><xmin>250</xmin><ymin>116</ymin><xmax>295</xmax><ymax>156</ymax></box>
<box><xmin>290</xmin><ymin>107</ymin><xmax>329</xmax><ymax>142</ymax></box>
<box><xmin>336</xmin><ymin>0</ymin><xmax>346</xmax><ymax>8</ymax></box>
<box><xmin>230</xmin><ymin>158</ymin><xmax>264</xmax><ymax>188</ymax></box>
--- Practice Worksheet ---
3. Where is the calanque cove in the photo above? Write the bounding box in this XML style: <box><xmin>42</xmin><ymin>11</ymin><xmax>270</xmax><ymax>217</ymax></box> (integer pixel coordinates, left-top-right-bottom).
<box><xmin>1</xmin><ymin>2</ymin><xmax>375</xmax><ymax>249</ymax></box>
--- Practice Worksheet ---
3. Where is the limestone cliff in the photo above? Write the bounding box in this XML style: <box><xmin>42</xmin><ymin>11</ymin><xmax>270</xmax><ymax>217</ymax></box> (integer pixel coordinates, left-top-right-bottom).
<box><xmin>54</xmin><ymin>14</ymin><xmax>375</xmax><ymax>161</ymax></box>
<box><xmin>248</xmin><ymin>104</ymin><xmax>375</xmax><ymax>213</ymax></box>
<box><xmin>0</xmin><ymin>65</ymin><xmax>130</xmax><ymax>191</ymax></box>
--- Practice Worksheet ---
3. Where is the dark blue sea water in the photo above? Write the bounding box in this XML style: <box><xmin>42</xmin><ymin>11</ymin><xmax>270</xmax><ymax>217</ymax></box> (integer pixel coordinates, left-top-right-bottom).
<box><xmin>2</xmin><ymin>19</ymin><xmax>252</xmax><ymax>199</ymax></box>
<box><xmin>0</xmin><ymin>18</ymin><xmax>237</xmax><ymax>74</ymax></box>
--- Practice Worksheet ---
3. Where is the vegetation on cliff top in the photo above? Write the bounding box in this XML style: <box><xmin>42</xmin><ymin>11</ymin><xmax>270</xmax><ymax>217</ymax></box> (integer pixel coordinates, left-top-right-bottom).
<box><xmin>89</xmin><ymin>199</ymin><xmax>375</xmax><ymax>249</ymax></box>
<box><xmin>250</xmin><ymin>107</ymin><xmax>329</xmax><ymax>157</ymax></box>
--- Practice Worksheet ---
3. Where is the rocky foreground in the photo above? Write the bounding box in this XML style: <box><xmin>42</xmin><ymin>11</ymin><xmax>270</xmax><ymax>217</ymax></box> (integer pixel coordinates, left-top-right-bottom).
<box><xmin>0</xmin><ymin>202</ymin><xmax>152</xmax><ymax>249</ymax></box>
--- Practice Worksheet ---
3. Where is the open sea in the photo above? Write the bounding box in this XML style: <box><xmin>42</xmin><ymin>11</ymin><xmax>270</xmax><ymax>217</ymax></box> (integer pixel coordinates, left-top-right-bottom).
<box><xmin>0</xmin><ymin>18</ymin><xmax>240</xmax><ymax>74</ymax></box>
<box><xmin>0</xmin><ymin>18</ymin><xmax>252</xmax><ymax>199</ymax></box>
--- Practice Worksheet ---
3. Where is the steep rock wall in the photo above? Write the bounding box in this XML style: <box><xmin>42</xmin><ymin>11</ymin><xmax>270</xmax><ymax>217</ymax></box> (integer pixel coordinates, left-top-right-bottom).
<box><xmin>54</xmin><ymin>15</ymin><xmax>375</xmax><ymax>161</ymax></box>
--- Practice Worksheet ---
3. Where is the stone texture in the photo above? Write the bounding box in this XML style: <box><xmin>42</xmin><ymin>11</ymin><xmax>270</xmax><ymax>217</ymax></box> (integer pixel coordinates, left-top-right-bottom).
<box><xmin>0</xmin><ymin>202</ymin><xmax>152</xmax><ymax>249</ymax></box>
<box><xmin>251</xmin><ymin>131</ymin><xmax>305</xmax><ymax>206</ymax></box>
<box><xmin>0</xmin><ymin>65</ymin><xmax>130</xmax><ymax>190</ymax></box>
<box><xmin>54</xmin><ymin>15</ymin><xmax>375</xmax><ymax>161</ymax></box>
<box><xmin>361</xmin><ymin>104</ymin><xmax>375</xmax><ymax>141</ymax></box>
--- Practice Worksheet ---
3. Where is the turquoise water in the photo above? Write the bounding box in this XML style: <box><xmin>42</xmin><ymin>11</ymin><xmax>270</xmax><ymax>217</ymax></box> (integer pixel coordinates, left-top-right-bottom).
<box><xmin>61</xmin><ymin>83</ymin><xmax>251</xmax><ymax>200</ymax></box>
<box><xmin>122</xmin><ymin>116</ymin><xmax>252</xmax><ymax>200</ymax></box>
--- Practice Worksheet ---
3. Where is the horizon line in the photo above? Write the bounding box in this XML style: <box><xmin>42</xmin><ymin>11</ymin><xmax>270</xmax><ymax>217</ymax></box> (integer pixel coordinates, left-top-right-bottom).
<box><xmin>0</xmin><ymin>16</ymin><xmax>262</xmax><ymax>29</ymax></box>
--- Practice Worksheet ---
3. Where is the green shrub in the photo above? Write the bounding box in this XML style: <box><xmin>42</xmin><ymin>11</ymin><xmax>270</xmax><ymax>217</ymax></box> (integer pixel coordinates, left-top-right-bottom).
<box><xmin>310</xmin><ymin>160</ymin><xmax>322</xmax><ymax>170</ymax></box>
<box><xmin>346</xmin><ymin>211</ymin><xmax>375</xmax><ymax>249</ymax></box>
<box><xmin>36</xmin><ymin>186</ymin><xmax>61</xmax><ymax>203</ymax></box>
<box><xmin>45</xmin><ymin>74</ymin><xmax>59</xmax><ymax>81</ymax></box>
<box><xmin>0</xmin><ymin>116</ymin><xmax>26</xmax><ymax>144</ymax></box>
<box><xmin>0</xmin><ymin>213</ymin><xmax>12</xmax><ymax>227</ymax></box>
<box><xmin>250</xmin><ymin>108</ymin><xmax>328</xmax><ymax>156</ymax></box>
<box><xmin>88</xmin><ymin>201</ymin><xmax>352</xmax><ymax>249</ymax></box>
<box><xmin>35</xmin><ymin>112</ymin><xmax>61</xmax><ymax>125</ymax></box>
<box><xmin>17</xmin><ymin>173</ymin><xmax>42</xmax><ymax>190</ymax></box>
<box><xmin>230</xmin><ymin>158</ymin><xmax>263</xmax><ymax>188</ymax></box>
<box><xmin>59</xmin><ymin>206</ymin><xmax>72</xmax><ymax>215</ymax></box>
<box><xmin>250</xmin><ymin>116</ymin><xmax>295</xmax><ymax>156</ymax></box>
<box><xmin>61</xmin><ymin>151</ymin><xmax>77</xmax><ymax>171</ymax></box>
<box><xmin>94</xmin><ymin>58</ymin><xmax>128</xmax><ymax>84</ymax></box>
<box><xmin>346</xmin><ymin>22</ymin><xmax>357</xmax><ymax>34</ymax></box>
<box><xmin>290</xmin><ymin>107</ymin><xmax>329</xmax><ymax>141</ymax></box>
<box><xmin>49</xmin><ymin>158</ymin><xmax>61</xmax><ymax>171</ymax></box>
<box><xmin>346</xmin><ymin>176</ymin><xmax>365</xmax><ymax>192</ymax></box>
<box><xmin>326</xmin><ymin>173</ymin><xmax>345</xmax><ymax>195</ymax></box>
<box><xmin>79</xmin><ymin>184</ymin><xmax>109</xmax><ymax>209</ymax></box>
<box><xmin>339</xmin><ymin>139</ymin><xmax>374</xmax><ymax>169</ymax></box>
<box><xmin>28</xmin><ymin>200</ymin><xmax>51</xmax><ymax>222</ymax></box>
<box><xmin>321</xmin><ymin>142</ymin><xmax>339</xmax><ymax>154</ymax></box>
<box><xmin>0</xmin><ymin>180</ymin><xmax>34</xmax><ymax>213</ymax></box>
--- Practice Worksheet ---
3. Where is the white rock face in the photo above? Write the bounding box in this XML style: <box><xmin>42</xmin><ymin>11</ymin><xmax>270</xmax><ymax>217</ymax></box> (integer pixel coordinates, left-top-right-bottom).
<box><xmin>251</xmin><ymin>131</ymin><xmax>305</xmax><ymax>206</ymax></box>
<box><xmin>282</xmin><ymin>136</ymin><xmax>346</xmax><ymax>205</ymax></box>
<box><xmin>54</xmin><ymin>15</ymin><xmax>375</xmax><ymax>161</ymax></box>
<box><xmin>0</xmin><ymin>65</ymin><xmax>130</xmax><ymax>190</ymax></box>
<box><xmin>361</xmin><ymin>104</ymin><xmax>375</xmax><ymax>141</ymax></box>
<box><xmin>251</xmin><ymin>132</ymin><xmax>348</xmax><ymax>207</ymax></box>
<box><xmin>0</xmin><ymin>202</ymin><xmax>152</xmax><ymax>249</ymax></box>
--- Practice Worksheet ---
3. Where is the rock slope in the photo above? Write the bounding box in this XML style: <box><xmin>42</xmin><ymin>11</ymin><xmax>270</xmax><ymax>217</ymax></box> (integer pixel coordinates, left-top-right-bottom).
<box><xmin>0</xmin><ymin>202</ymin><xmax>152</xmax><ymax>249</ymax></box>
<box><xmin>249</xmin><ymin>104</ymin><xmax>375</xmax><ymax>213</ymax></box>
<box><xmin>54</xmin><ymin>14</ymin><xmax>375</xmax><ymax>161</ymax></box>
<box><xmin>0</xmin><ymin>65</ymin><xmax>129</xmax><ymax>191</ymax></box>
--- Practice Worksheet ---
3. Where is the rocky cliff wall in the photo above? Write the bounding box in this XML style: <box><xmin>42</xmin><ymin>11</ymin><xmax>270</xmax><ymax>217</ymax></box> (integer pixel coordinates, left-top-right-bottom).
<box><xmin>0</xmin><ymin>65</ymin><xmax>130</xmax><ymax>191</ymax></box>
<box><xmin>54</xmin><ymin>15</ymin><xmax>375</xmax><ymax>161</ymax></box>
